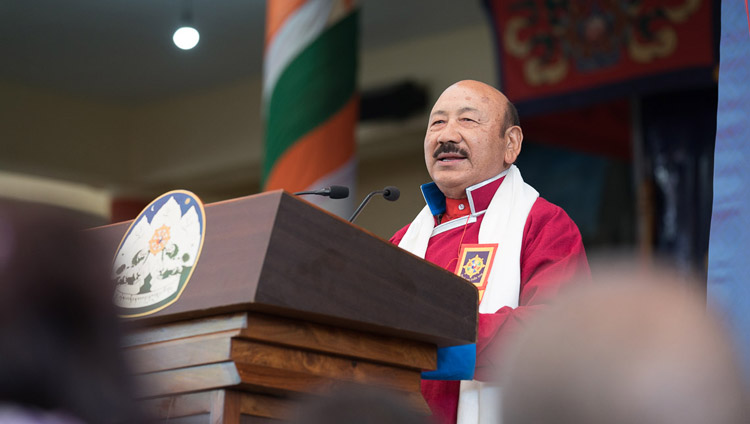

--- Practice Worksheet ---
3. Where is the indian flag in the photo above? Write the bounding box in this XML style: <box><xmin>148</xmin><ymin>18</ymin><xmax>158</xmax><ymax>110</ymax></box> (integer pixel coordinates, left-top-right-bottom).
<box><xmin>263</xmin><ymin>0</ymin><xmax>359</xmax><ymax>217</ymax></box>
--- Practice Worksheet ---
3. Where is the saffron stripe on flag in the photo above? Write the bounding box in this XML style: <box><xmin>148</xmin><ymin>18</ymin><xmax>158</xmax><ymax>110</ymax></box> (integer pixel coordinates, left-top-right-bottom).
<box><xmin>265</xmin><ymin>95</ymin><xmax>358</xmax><ymax>191</ymax></box>
<box><xmin>265</xmin><ymin>0</ymin><xmax>307</xmax><ymax>50</ymax></box>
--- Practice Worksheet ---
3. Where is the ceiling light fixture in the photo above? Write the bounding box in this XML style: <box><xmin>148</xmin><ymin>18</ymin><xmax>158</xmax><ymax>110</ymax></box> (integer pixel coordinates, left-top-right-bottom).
<box><xmin>173</xmin><ymin>0</ymin><xmax>199</xmax><ymax>50</ymax></box>
<box><xmin>173</xmin><ymin>27</ymin><xmax>199</xmax><ymax>50</ymax></box>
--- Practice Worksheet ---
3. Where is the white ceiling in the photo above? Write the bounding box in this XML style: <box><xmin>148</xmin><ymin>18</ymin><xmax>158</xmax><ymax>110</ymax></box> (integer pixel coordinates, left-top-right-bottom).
<box><xmin>0</xmin><ymin>0</ymin><xmax>487</xmax><ymax>104</ymax></box>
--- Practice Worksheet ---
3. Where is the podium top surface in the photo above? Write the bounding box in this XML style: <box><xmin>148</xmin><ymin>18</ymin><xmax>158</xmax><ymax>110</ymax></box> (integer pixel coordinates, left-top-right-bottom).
<box><xmin>94</xmin><ymin>191</ymin><xmax>478</xmax><ymax>347</ymax></box>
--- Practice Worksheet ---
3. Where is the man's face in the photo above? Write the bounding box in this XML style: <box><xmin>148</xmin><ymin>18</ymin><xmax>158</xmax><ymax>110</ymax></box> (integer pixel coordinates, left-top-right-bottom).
<box><xmin>424</xmin><ymin>82</ymin><xmax>509</xmax><ymax>199</ymax></box>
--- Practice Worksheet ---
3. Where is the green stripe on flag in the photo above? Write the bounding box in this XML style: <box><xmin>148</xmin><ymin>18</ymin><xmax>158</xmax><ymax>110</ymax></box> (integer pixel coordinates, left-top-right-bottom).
<box><xmin>263</xmin><ymin>10</ymin><xmax>358</xmax><ymax>182</ymax></box>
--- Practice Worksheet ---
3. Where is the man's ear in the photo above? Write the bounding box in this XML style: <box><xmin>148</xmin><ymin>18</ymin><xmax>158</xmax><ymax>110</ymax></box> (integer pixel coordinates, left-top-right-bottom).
<box><xmin>504</xmin><ymin>126</ymin><xmax>523</xmax><ymax>165</ymax></box>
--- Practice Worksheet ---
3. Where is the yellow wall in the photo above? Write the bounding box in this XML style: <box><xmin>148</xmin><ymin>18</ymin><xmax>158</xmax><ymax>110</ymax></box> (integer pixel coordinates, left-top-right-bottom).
<box><xmin>0</xmin><ymin>81</ymin><xmax>131</xmax><ymax>182</ymax></box>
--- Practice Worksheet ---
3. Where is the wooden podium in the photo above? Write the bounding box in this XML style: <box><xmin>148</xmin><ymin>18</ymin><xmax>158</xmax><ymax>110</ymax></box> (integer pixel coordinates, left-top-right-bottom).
<box><xmin>92</xmin><ymin>191</ymin><xmax>478</xmax><ymax>423</ymax></box>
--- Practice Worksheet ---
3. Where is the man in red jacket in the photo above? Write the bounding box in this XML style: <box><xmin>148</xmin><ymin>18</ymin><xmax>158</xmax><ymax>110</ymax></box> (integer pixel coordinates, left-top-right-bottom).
<box><xmin>390</xmin><ymin>80</ymin><xmax>590</xmax><ymax>424</ymax></box>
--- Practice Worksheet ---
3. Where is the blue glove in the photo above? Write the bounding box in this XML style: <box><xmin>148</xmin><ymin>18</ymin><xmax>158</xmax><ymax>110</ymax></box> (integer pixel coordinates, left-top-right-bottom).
<box><xmin>421</xmin><ymin>343</ymin><xmax>476</xmax><ymax>380</ymax></box>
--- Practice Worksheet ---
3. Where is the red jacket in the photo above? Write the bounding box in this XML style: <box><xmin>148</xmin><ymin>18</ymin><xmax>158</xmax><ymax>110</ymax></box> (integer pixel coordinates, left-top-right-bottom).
<box><xmin>390</xmin><ymin>175</ymin><xmax>590</xmax><ymax>423</ymax></box>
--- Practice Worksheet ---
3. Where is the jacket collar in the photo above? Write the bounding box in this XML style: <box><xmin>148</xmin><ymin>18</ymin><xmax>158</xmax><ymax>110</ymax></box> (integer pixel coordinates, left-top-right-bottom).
<box><xmin>420</xmin><ymin>168</ymin><xmax>509</xmax><ymax>217</ymax></box>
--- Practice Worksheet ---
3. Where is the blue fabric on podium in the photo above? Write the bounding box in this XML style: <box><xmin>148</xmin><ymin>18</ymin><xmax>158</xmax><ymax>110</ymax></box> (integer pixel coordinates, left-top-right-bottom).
<box><xmin>422</xmin><ymin>344</ymin><xmax>476</xmax><ymax>380</ymax></box>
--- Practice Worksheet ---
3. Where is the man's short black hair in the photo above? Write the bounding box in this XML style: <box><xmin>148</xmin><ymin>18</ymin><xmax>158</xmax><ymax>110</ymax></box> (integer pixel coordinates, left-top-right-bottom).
<box><xmin>502</xmin><ymin>99</ymin><xmax>520</xmax><ymax>134</ymax></box>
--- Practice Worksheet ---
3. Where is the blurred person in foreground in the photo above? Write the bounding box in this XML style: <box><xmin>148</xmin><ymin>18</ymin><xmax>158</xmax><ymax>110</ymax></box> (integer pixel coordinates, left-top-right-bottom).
<box><xmin>290</xmin><ymin>385</ymin><xmax>429</xmax><ymax>424</ymax></box>
<box><xmin>390</xmin><ymin>80</ymin><xmax>589</xmax><ymax>423</ymax></box>
<box><xmin>502</xmin><ymin>269</ymin><xmax>748</xmax><ymax>424</ymax></box>
<box><xmin>0</xmin><ymin>201</ymin><xmax>143</xmax><ymax>423</ymax></box>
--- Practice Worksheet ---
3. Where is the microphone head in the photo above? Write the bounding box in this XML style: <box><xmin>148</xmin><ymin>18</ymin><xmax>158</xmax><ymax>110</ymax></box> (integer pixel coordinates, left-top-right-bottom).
<box><xmin>327</xmin><ymin>185</ymin><xmax>349</xmax><ymax>199</ymax></box>
<box><xmin>382</xmin><ymin>186</ymin><xmax>400</xmax><ymax>201</ymax></box>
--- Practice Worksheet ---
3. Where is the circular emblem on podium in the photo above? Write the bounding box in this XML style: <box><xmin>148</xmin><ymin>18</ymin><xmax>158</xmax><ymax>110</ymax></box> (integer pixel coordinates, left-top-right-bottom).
<box><xmin>112</xmin><ymin>190</ymin><xmax>206</xmax><ymax>317</ymax></box>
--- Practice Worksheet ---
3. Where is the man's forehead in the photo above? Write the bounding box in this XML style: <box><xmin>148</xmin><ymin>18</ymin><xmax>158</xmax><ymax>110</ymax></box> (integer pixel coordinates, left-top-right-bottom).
<box><xmin>430</xmin><ymin>106</ymin><xmax>482</xmax><ymax>117</ymax></box>
<box><xmin>431</xmin><ymin>82</ymin><xmax>506</xmax><ymax>114</ymax></box>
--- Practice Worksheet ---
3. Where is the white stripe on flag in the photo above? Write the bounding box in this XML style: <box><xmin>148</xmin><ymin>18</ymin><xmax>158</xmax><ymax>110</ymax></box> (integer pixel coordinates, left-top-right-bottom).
<box><xmin>301</xmin><ymin>157</ymin><xmax>356</xmax><ymax>219</ymax></box>
<box><xmin>263</xmin><ymin>0</ymin><xmax>335</xmax><ymax>107</ymax></box>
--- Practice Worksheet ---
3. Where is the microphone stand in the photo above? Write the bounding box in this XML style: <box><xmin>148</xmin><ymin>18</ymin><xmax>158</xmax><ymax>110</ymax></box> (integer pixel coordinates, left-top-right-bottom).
<box><xmin>349</xmin><ymin>186</ymin><xmax>400</xmax><ymax>223</ymax></box>
<box><xmin>348</xmin><ymin>190</ymin><xmax>383</xmax><ymax>223</ymax></box>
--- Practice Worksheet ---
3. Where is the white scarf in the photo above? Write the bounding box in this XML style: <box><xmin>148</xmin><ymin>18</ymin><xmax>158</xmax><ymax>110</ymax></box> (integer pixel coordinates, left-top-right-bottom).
<box><xmin>398</xmin><ymin>165</ymin><xmax>539</xmax><ymax>424</ymax></box>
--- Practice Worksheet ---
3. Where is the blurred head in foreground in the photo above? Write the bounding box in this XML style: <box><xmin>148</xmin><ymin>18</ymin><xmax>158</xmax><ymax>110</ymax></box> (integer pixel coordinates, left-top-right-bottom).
<box><xmin>0</xmin><ymin>201</ymin><xmax>140</xmax><ymax>423</ymax></box>
<box><xmin>502</xmin><ymin>269</ymin><xmax>747</xmax><ymax>424</ymax></box>
<box><xmin>290</xmin><ymin>385</ymin><xmax>429</xmax><ymax>424</ymax></box>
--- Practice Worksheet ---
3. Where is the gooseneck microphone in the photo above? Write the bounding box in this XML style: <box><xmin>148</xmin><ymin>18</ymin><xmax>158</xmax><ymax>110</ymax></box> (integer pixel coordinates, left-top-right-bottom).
<box><xmin>294</xmin><ymin>185</ymin><xmax>350</xmax><ymax>199</ymax></box>
<box><xmin>349</xmin><ymin>186</ymin><xmax>400</xmax><ymax>223</ymax></box>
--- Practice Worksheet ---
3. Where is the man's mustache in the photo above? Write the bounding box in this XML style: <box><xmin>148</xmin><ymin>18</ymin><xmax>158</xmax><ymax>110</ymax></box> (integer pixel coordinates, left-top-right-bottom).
<box><xmin>433</xmin><ymin>143</ymin><xmax>469</xmax><ymax>159</ymax></box>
